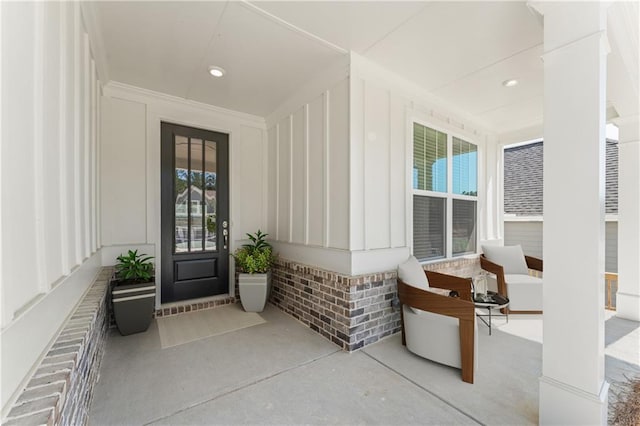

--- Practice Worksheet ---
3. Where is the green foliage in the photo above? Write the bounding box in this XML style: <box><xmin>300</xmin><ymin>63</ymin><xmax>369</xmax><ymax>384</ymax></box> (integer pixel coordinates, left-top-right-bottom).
<box><xmin>206</xmin><ymin>215</ymin><xmax>217</xmax><ymax>234</ymax></box>
<box><xmin>115</xmin><ymin>250</ymin><xmax>154</xmax><ymax>283</ymax></box>
<box><xmin>243</xmin><ymin>229</ymin><xmax>270</xmax><ymax>252</ymax></box>
<box><xmin>234</xmin><ymin>230</ymin><xmax>275</xmax><ymax>274</ymax></box>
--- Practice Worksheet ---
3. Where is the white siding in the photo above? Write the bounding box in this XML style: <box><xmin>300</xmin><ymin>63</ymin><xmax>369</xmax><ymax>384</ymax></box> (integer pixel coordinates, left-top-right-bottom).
<box><xmin>605</xmin><ymin>222</ymin><xmax>618</xmax><ymax>273</ymax></box>
<box><xmin>1</xmin><ymin>1</ymin><xmax>102</xmax><ymax>411</ymax></box>
<box><xmin>327</xmin><ymin>79</ymin><xmax>350</xmax><ymax>249</ymax></box>
<box><xmin>307</xmin><ymin>96</ymin><xmax>325</xmax><ymax>247</ymax></box>
<box><xmin>100</xmin><ymin>97</ymin><xmax>147</xmax><ymax>245</ymax></box>
<box><xmin>504</xmin><ymin>221</ymin><xmax>544</xmax><ymax>258</ymax></box>
<box><xmin>504</xmin><ymin>220</ymin><xmax>618</xmax><ymax>272</ymax></box>
<box><xmin>267</xmin><ymin>127</ymin><xmax>278</xmax><ymax>238</ymax></box>
<box><xmin>267</xmin><ymin>78</ymin><xmax>350</xmax><ymax>251</ymax></box>
<box><xmin>363</xmin><ymin>83</ymin><xmax>391</xmax><ymax>250</ymax></box>
<box><xmin>291</xmin><ymin>108</ymin><xmax>305</xmax><ymax>244</ymax></box>
<box><xmin>277</xmin><ymin>115</ymin><xmax>291</xmax><ymax>242</ymax></box>
<box><xmin>237</xmin><ymin>126</ymin><xmax>265</xmax><ymax>234</ymax></box>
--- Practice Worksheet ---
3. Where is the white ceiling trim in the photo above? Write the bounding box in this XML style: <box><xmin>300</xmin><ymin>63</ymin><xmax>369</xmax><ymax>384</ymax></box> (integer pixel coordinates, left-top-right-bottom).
<box><xmin>241</xmin><ymin>1</ymin><xmax>348</xmax><ymax>54</ymax></box>
<box><xmin>104</xmin><ymin>81</ymin><xmax>266</xmax><ymax>127</ymax></box>
<box><xmin>80</xmin><ymin>1</ymin><xmax>110</xmax><ymax>84</ymax></box>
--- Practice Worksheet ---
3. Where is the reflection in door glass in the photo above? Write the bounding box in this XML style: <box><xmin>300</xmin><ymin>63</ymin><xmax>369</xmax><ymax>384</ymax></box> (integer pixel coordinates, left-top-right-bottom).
<box><xmin>189</xmin><ymin>139</ymin><xmax>204</xmax><ymax>251</ymax></box>
<box><xmin>174</xmin><ymin>136</ymin><xmax>217</xmax><ymax>253</ymax></box>
<box><xmin>174</xmin><ymin>136</ymin><xmax>189</xmax><ymax>253</ymax></box>
<box><xmin>204</xmin><ymin>141</ymin><xmax>217</xmax><ymax>251</ymax></box>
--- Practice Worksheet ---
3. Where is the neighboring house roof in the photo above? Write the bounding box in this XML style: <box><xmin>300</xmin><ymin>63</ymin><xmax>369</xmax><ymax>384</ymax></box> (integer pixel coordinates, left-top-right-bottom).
<box><xmin>504</xmin><ymin>139</ymin><xmax>618</xmax><ymax>216</ymax></box>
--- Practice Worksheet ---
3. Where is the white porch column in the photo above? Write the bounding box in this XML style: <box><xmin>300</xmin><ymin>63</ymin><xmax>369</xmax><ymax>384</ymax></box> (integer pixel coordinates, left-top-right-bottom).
<box><xmin>616</xmin><ymin>116</ymin><xmax>640</xmax><ymax>321</ymax></box>
<box><xmin>533</xmin><ymin>2</ymin><xmax>610</xmax><ymax>424</ymax></box>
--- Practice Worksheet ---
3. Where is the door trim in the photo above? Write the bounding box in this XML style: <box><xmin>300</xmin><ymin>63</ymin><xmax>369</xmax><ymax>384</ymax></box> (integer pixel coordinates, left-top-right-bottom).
<box><xmin>160</xmin><ymin>122</ymin><xmax>230</xmax><ymax>304</ymax></box>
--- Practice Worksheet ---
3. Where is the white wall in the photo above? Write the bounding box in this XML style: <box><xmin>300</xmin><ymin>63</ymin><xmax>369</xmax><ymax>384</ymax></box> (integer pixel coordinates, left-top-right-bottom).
<box><xmin>265</xmin><ymin>54</ymin><xmax>498</xmax><ymax>275</ymax></box>
<box><xmin>349</xmin><ymin>53</ymin><xmax>496</xmax><ymax>273</ymax></box>
<box><xmin>101</xmin><ymin>97</ymin><xmax>147</xmax><ymax>245</ymax></box>
<box><xmin>100</xmin><ymin>83</ymin><xmax>267</xmax><ymax>300</ymax></box>
<box><xmin>1</xmin><ymin>1</ymin><xmax>102</xmax><ymax>413</ymax></box>
<box><xmin>267</xmin><ymin>78</ymin><xmax>350</xmax><ymax>250</ymax></box>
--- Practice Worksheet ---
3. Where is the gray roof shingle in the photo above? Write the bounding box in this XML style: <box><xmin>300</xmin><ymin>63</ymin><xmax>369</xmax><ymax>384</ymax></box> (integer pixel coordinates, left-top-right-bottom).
<box><xmin>504</xmin><ymin>139</ymin><xmax>618</xmax><ymax>216</ymax></box>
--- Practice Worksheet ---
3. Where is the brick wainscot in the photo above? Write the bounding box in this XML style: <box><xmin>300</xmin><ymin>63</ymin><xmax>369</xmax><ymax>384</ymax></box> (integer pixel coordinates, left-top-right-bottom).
<box><xmin>269</xmin><ymin>256</ymin><xmax>480</xmax><ymax>351</ymax></box>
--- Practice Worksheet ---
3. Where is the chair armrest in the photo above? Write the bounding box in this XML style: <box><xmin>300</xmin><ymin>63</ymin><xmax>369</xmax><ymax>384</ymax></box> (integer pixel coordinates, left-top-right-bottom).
<box><xmin>525</xmin><ymin>256</ymin><xmax>543</xmax><ymax>272</ymax></box>
<box><xmin>479</xmin><ymin>255</ymin><xmax>507</xmax><ymax>297</ymax></box>
<box><xmin>480</xmin><ymin>254</ymin><xmax>504</xmax><ymax>276</ymax></box>
<box><xmin>425</xmin><ymin>271</ymin><xmax>472</xmax><ymax>302</ymax></box>
<box><xmin>397</xmin><ymin>279</ymin><xmax>475</xmax><ymax>322</ymax></box>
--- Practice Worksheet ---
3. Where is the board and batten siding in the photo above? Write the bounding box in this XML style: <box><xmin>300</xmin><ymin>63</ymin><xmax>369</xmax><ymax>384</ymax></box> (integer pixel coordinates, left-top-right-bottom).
<box><xmin>267</xmin><ymin>78</ymin><xmax>350</xmax><ymax>251</ymax></box>
<box><xmin>1</xmin><ymin>1</ymin><xmax>102</xmax><ymax>412</ymax></box>
<box><xmin>266</xmin><ymin>54</ymin><xmax>498</xmax><ymax>275</ymax></box>
<box><xmin>504</xmin><ymin>220</ymin><xmax>618</xmax><ymax>273</ymax></box>
<box><xmin>350</xmin><ymin>78</ymin><xmax>407</xmax><ymax>251</ymax></box>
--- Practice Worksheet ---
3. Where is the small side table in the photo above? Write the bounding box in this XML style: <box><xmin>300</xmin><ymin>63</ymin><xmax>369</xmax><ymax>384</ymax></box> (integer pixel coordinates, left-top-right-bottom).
<box><xmin>474</xmin><ymin>291</ymin><xmax>509</xmax><ymax>335</ymax></box>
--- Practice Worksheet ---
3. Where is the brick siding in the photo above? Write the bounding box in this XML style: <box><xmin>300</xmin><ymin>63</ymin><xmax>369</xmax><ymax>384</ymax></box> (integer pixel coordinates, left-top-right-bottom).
<box><xmin>269</xmin><ymin>256</ymin><xmax>480</xmax><ymax>352</ymax></box>
<box><xmin>3</xmin><ymin>268</ymin><xmax>111</xmax><ymax>426</ymax></box>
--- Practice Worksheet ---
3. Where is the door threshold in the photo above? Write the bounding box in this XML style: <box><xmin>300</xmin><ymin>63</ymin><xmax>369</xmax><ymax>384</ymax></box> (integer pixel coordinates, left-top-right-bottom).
<box><xmin>156</xmin><ymin>294</ymin><xmax>236</xmax><ymax>318</ymax></box>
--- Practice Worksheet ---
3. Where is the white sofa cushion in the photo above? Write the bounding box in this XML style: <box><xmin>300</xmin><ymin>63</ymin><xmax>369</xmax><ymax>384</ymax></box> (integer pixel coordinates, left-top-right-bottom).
<box><xmin>504</xmin><ymin>274</ymin><xmax>542</xmax><ymax>286</ymax></box>
<box><xmin>481</xmin><ymin>244</ymin><xmax>529</xmax><ymax>275</ymax></box>
<box><xmin>397</xmin><ymin>256</ymin><xmax>429</xmax><ymax>290</ymax></box>
<box><xmin>504</xmin><ymin>274</ymin><xmax>543</xmax><ymax>311</ymax></box>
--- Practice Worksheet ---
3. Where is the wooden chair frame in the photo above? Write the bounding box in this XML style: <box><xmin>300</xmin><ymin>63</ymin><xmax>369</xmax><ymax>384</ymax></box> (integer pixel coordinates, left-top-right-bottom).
<box><xmin>397</xmin><ymin>271</ymin><xmax>475</xmax><ymax>384</ymax></box>
<box><xmin>479</xmin><ymin>254</ymin><xmax>543</xmax><ymax>314</ymax></box>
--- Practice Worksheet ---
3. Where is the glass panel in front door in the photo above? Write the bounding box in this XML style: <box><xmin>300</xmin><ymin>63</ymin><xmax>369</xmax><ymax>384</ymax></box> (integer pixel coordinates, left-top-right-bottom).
<box><xmin>174</xmin><ymin>136</ymin><xmax>217</xmax><ymax>253</ymax></box>
<box><xmin>204</xmin><ymin>140</ymin><xmax>217</xmax><ymax>251</ymax></box>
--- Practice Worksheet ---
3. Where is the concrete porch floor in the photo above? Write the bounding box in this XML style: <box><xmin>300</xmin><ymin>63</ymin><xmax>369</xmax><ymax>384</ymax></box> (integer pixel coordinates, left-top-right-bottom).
<box><xmin>89</xmin><ymin>306</ymin><xmax>640</xmax><ymax>425</ymax></box>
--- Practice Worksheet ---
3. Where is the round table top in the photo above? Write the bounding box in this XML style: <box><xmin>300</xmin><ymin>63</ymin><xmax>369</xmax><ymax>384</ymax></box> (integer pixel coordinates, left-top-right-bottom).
<box><xmin>473</xmin><ymin>291</ymin><xmax>509</xmax><ymax>308</ymax></box>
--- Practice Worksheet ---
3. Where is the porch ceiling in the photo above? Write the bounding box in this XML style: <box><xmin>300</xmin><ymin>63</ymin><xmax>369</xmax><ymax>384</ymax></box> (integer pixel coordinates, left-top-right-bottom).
<box><xmin>90</xmin><ymin>1</ymin><xmax>638</xmax><ymax>133</ymax></box>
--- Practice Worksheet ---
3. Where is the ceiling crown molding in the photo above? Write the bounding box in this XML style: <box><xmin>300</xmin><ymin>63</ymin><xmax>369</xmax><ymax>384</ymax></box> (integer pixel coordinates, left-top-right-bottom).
<box><xmin>80</xmin><ymin>1</ymin><xmax>110</xmax><ymax>84</ymax></box>
<box><xmin>104</xmin><ymin>81</ymin><xmax>266</xmax><ymax>127</ymax></box>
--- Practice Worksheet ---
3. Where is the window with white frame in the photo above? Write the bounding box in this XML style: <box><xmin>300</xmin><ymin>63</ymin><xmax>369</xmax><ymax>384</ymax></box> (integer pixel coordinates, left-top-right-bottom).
<box><xmin>412</xmin><ymin>122</ymin><xmax>478</xmax><ymax>261</ymax></box>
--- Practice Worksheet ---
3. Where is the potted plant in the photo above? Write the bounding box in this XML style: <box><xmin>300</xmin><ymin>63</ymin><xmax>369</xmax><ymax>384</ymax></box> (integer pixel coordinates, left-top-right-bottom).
<box><xmin>234</xmin><ymin>230</ymin><xmax>275</xmax><ymax>312</ymax></box>
<box><xmin>110</xmin><ymin>250</ymin><xmax>156</xmax><ymax>336</ymax></box>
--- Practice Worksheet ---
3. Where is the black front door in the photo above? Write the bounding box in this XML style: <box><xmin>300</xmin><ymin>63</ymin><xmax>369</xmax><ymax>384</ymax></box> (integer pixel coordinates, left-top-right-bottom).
<box><xmin>160</xmin><ymin>122</ymin><xmax>229</xmax><ymax>303</ymax></box>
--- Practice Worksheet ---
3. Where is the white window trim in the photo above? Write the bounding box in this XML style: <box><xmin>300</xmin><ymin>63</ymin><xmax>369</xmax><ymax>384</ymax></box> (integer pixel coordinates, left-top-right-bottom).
<box><xmin>410</xmin><ymin>119</ymin><xmax>480</xmax><ymax>262</ymax></box>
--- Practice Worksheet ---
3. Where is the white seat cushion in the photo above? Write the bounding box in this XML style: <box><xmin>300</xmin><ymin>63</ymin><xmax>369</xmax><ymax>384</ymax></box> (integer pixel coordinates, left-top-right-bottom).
<box><xmin>504</xmin><ymin>274</ymin><xmax>542</xmax><ymax>286</ymax></box>
<box><xmin>482</xmin><ymin>245</ymin><xmax>529</xmax><ymax>275</ymax></box>
<box><xmin>504</xmin><ymin>274</ymin><xmax>543</xmax><ymax>311</ymax></box>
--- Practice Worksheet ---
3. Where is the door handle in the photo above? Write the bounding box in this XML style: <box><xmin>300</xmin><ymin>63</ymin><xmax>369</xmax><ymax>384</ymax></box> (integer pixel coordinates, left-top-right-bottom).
<box><xmin>223</xmin><ymin>229</ymin><xmax>228</xmax><ymax>250</ymax></box>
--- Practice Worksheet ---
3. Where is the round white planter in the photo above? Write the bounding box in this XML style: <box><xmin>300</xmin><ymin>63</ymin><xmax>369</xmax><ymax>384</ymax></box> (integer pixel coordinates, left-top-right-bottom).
<box><xmin>238</xmin><ymin>271</ymin><xmax>272</xmax><ymax>312</ymax></box>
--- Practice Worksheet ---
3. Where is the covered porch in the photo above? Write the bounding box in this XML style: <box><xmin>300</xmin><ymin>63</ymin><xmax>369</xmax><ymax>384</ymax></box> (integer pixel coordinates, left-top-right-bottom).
<box><xmin>2</xmin><ymin>1</ymin><xmax>639</xmax><ymax>425</ymax></box>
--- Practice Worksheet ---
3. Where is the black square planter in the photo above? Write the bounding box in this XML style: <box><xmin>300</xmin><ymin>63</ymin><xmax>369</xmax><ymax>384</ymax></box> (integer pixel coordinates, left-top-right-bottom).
<box><xmin>110</xmin><ymin>279</ymin><xmax>156</xmax><ymax>336</ymax></box>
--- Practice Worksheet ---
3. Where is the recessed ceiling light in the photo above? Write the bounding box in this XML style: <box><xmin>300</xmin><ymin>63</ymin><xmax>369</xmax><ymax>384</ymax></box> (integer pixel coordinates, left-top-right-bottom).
<box><xmin>502</xmin><ymin>79</ymin><xmax>519</xmax><ymax>87</ymax></box>
<box><xmin>208</xmin><ymin>66</ymin><xmax>225</xmax><ymax>78</ymax></box>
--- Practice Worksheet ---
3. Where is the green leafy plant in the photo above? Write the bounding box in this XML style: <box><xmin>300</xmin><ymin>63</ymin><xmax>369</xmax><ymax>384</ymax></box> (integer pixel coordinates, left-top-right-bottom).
<box><xmin>115</xmin><ymin>250</ymin><xmax>154</xmax><ymax>284</ymax></box>
<box><xmin>206</xmin><ymin>215</ymin><xmax>217</xmax><ymax>234</ymax></box>
<box><xmin>233</xmin><ymin>230</ymin><xmax>275</xmax><ymax>274</ymax></box>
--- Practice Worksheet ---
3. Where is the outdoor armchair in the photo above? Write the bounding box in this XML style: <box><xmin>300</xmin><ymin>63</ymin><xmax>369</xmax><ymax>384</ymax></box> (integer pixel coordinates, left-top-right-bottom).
<box><xmin>480</xmin><ymin>245</ymin><xmax>543</xmax><ymax>313</ymax></box>
<box><xmin>397</xmin><ymin>257</ymin><xmax>477</xmax><ymax>384</ymax></box>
